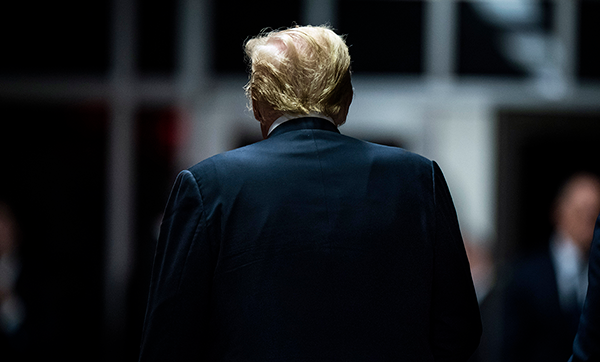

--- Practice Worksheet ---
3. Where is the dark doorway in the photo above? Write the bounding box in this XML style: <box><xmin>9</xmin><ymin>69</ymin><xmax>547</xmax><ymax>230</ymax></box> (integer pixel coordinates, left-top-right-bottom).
<box><xmin>497</xmin><ymin>109</ymin><xmax>600</xmax><ymax>262</ymax></box>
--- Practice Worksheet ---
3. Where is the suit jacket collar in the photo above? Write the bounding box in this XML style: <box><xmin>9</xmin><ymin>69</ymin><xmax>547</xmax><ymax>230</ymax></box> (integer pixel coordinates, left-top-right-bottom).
<box><xmin>267</xmin><ymin>117</ymin><xmax>340</xmax><ymax>138</ymax></box>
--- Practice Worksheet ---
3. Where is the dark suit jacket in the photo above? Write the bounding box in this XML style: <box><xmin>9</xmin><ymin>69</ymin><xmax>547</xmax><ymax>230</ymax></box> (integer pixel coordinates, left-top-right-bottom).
<box><xmin>571</xmin><ymin>214</ymin><xmax>600</xmax><ymax>362</ymax></box>
<box><xmin>502</xmin><ymin>248</ymin><xmax>581</xmax><ymax>362</ymax></box>
<box><xmin>138</xmin><ymin>118</ymin><xmax>482</xmax><ymax>361</ymax></box>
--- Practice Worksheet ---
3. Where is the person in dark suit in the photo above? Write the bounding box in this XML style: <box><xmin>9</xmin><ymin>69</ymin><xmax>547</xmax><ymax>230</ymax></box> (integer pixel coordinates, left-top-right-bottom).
<box><xmin>502</xmin><ymin>174</ymin><xmax>600</xmax><ymax>362</ymax></box>
<box><xmin>138</xmin><ymin>25</ymin><xmax>481</xmax><ymax>361</ymax></box>
<box><xmin>570</xmin><ymin>212</ymin><xmax>600</xmax><ymax>361</ymax></box>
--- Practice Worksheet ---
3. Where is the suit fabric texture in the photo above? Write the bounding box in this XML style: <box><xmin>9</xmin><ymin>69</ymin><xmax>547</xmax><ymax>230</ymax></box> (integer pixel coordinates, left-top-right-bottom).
<box><xmin>138</xmin><ymin>118</ymin><xmax>482</xmax><ymax>361</ymax></box>
<box><xmin>570</xmin><ymin>214</ymin><xmax>600</xmax><ymax>362</ymax></box>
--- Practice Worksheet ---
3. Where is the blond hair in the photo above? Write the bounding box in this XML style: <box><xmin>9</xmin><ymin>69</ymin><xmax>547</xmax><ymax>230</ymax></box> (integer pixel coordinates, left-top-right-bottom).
<box><xmin>244</xmin><ymin>25</ymin><xmax>353</xmax><ymax>125</ymax></box>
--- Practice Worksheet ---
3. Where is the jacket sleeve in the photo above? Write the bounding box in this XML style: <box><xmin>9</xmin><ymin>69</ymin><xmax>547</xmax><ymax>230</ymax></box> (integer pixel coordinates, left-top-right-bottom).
<box><xmin>570</xmin><ymin>213</ymin><xmax>600</xmax><ymax>362</ymax></box>
<box><xmin>138</xmin><ymin>170</ymin><xmax>216</xmax><ymax>361</ymax></box>
<box><xmin>430</xmin><ymin>161</ymin><xmax>482</xmax><ymax>361</ymax></box>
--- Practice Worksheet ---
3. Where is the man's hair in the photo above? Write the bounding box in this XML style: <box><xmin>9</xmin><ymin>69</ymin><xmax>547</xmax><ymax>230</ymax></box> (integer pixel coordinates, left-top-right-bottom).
<box><xmin>244</xmin><ymin>25</ymin><xmax>353</xmax><ymax>125</ymax></box>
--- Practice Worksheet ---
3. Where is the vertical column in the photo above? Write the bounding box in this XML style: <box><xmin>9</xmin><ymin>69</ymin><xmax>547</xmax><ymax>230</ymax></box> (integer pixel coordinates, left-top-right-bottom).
<box><xmin>177</xmin><ymin>0</ymin><xmax>212</xmax><ymax>170</ymax></box>
<box><xmin>534</xmin><ymin>0</ymin><xmax>577</xmax><ymax>99</ymax></box>
<box><xmin>424</xmin><ymin>0</ymin><xmax>457</xmax><ymax>84</ymax></box>
<box><xmin>554</xmin><ymin>0</ymin><xmax>577</xmax><ymax>85</ymax></box>
<box><xmin>178</xmin><ymin>0</ymin><xmax>210</xmax><ymax>98</ymax></box>
<box><xmin>105</xmin><ymin>0</ymin><xmax>136</xmax><ymax>356</ymax></box>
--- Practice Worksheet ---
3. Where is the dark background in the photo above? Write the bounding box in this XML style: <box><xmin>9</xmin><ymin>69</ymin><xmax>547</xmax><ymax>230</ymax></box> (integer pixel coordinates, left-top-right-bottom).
<box><xmin>1</xmin><ymin>1</ymin><xmax>599</xmax><ymax>361</ymax></box>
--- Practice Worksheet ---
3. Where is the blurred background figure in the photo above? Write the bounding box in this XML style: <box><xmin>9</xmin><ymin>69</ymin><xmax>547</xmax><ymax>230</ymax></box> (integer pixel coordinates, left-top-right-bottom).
<box><xmin>465</xmin><ymin>237</ymin><xmax>497</xmax><ymax>305</ymax></box>
<box><xmin>502</xmin><ymin>173</ymin><xmax>600</xmax><ymax>362</ymax></box>
<box><xmin>570</xmin><ymin>212</ymin><xmax>600</xmax><ymax>361</ymax></box>
<box><xmin>464</xmin><ymin>236</ymin><xmax>502</xmax><ymax>362</ymax></box>
<box><xmin>0</xmin><ymin>201</ymin><xmax>28</xmax><ymax>361</ymax></box>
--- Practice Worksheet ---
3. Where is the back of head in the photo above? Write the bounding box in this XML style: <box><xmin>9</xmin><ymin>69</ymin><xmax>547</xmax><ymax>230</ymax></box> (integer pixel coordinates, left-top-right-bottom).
<box><xmin>244</xmin><ymin>25</ymin><xmax>353</xmax><ymax>125</ymax></box>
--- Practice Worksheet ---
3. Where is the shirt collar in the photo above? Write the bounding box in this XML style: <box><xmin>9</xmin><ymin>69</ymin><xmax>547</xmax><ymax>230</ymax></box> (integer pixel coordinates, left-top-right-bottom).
<box><xmin>268</xmin><ymin>112</ymin><xmax>336</xmax><ymax>136</ymax></box>
<box><xmin>550</xmin><ymin>232</ymin><xmax>586</xmax><ymax>269</ymax></box>
<box><xmin>550</xmin><ymin>233</ymin><xmax>588</xmax><ymax>308</ymax></box>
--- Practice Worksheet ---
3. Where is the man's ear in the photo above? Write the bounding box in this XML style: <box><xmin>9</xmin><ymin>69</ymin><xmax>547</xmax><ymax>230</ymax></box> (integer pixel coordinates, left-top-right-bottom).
<box><xmin>252</xmin><ymin>99</ymin><xmax>263</xmax><ymax>123</ymax></box>
<box><xmin>252</xmin><ymin>99</ymin><xmax>283</xmax><ymax>125</ymax></box>
<box><xmin>333</xmin><ymin>93</ymin><xmax>353</xmax><ymax>126</ymax></box>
